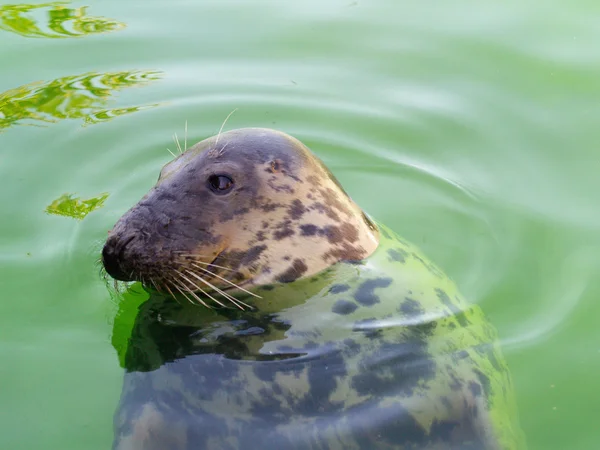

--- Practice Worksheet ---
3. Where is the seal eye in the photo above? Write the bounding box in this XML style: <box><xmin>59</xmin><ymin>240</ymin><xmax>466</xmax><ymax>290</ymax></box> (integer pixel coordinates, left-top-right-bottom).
<box><xmin>207</xmin><ymin>174</ymin><xmax>234</xmax><ymax>194</ymax></box>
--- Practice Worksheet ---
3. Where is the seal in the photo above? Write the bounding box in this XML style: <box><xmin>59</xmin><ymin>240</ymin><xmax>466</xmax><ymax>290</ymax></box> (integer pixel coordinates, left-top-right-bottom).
<box><xmin>102</xmin><ymin>128</ymin><xmax>527</xmax><ymax>450</ymax></box>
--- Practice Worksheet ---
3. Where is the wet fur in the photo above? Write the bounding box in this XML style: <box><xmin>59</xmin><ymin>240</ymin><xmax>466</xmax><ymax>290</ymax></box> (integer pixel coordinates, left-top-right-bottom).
<box><xmin>104</xmin><ymin>129</ymin><xmax>526</xmax><ymax>449</ymax></box>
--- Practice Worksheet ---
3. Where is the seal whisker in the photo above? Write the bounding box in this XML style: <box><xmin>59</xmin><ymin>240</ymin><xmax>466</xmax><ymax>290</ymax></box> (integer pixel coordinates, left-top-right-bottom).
<box><xmin>174</xmin><ymin>255</ymin><xmax>236</xmax><ymax>271</ymax></box>
<box><xmin>183</xmin><ymin>269</ymin><xmax>249</xmax><ymax>310</ymax></box>
<box><xmin>180</xmin><ymin>272</ymin><xmax>227</xmax><ymax>308</ymax></box>
<box><xmin>190</xmin><ymin>263</ymin><xmax>262</xmax><ymax>299</ymax></box>
<box><xmin>215</xmin><ymin>108</ymin><xmax>238</xmax><ymax>146</ymax></box>
<box><xmin>171</xmin><ymin>281</ymin><xmax>202</xmax><ymax>306</ymax></box>
<box><xmin>176</xmin><ymin>270</ymin><xmax>227</xmax><ymax>308</ymax></box>
<box><xmin>217</xmin><ymin>142</ymin><xmax>229</xmax><ymax>157</ymax></box>
<box><xmin>166</xmin><ymin>147</ymin><xmax>177</xmax><ymax>158</ymax></box>
<box><xmin>163</xmin><ymin>282</ymin><xmax>182</xmax><ymax>304</ymax></box>
<box><xmin>192</xmin><ymin>261</ymin><xmax>235</xmax><ymax>272</ymax></box>
<box><xmin>184</xmin><ymin>120</ymin><xmax>188</xmax><ymax>151</ymax></box>
<box><xmin>173</xmin><ymin>133</ymin><xmax>183</xmax><ymax>154</ymax></box>
<box><xmin>182</xmin><ymin>275</ymin><xmax>227</xmax><ymax>309</ymax></box>
<box><xmin>149</xmin><ymin>277</ymin><xmax>162</xmax><ymax>292</ymax></box>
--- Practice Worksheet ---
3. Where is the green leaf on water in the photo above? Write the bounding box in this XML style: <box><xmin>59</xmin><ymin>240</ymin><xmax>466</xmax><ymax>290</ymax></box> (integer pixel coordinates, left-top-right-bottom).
<box><xmin>45</xmin><ymin>192</ymin><xmax>109</xmax><ymax>220</ymax></box>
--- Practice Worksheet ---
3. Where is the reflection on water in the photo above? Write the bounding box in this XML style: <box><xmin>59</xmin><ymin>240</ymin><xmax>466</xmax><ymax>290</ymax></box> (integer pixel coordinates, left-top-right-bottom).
<box><xmin>45</xmin><ymin>192</ymin><xmax>109</xmax><ymax>220</ymax></box>
<box><xmin>0</xmin><ymin>2</ymin><xmax>124</xmax><ymax>38</ymax></box>
<box><xmin>0</xmin><ymin>70</ymin><xmax>162</xmax><ymax>132</ymax></box>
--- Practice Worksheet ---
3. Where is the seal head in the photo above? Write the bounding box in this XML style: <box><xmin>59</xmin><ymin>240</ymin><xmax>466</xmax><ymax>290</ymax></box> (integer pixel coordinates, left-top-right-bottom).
<box><xmin>102</xmin><ymin>128</ymin><xmax>379</xmax><ymax>301</ymax></box>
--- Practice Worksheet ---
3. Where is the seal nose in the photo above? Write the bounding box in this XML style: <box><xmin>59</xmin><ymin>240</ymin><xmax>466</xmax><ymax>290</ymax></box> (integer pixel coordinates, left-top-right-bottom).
<box><xmin>102</xmin><ymin>234</ymin><xmax>135</xmax><ymax>281</ymax></box>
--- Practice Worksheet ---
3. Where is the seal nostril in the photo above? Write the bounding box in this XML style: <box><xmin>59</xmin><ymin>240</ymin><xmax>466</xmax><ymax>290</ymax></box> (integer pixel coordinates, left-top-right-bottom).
<box><xmin>102</xmin><ymin>235</ymin><xmax>136</xmax><ymax>281</ymax></box>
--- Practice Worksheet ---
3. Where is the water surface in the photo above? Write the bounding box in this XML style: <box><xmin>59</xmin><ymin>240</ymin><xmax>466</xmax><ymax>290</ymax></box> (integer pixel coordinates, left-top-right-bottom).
<box><xmin>1</xmin><ymin>1</ymin><xmax>599</xmax><ymax>449</ymax></box>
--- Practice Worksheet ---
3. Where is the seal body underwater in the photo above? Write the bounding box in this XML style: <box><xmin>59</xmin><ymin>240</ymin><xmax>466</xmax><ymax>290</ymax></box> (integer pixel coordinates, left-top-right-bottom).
<box><xmin>102</xmin><ymin>128</ymin><xmax>527</xmax><ymax>450</ymax></box>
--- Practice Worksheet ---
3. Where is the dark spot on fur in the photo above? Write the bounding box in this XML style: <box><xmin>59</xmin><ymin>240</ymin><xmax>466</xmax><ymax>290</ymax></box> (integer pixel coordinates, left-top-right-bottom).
<box><xmin>449</xmin><ymin>372</ymin><xmax>463</xmax><ymax>391</ymax></box>
<box><xmin>354</xmin><ymin>277</ymin><xmax>393</xmax><ymax>306</ymax></box>
<box><xmin>430</xmin><ymin>420</ymin><xmax>460</xmax><ymax>441</ymax></box>
<box><xmin>329</xmin><ymin>283</ymin><xmax>350</xmax><ymax>294</ymax></box>
<box><xmin>300</xmin><ymin>224</ymin><xmax>318</xmax><ymax>236</ymax></box>
<box><xmin>351</xmin><ymin>340</ymin><xmax>436</xmax><ymax>400</ymax></box>
<box><xmin>340</xmin><ymin>222</ymin><xmax>359</xmax><ymax>243</ymax></box>
<box><xmin>488</xmin><ymin>348</ymin><xmax>503</xmax><ymax>373</ymax></box>
<box><xmin>220</xmin><ymin>245</ymin><xmax>267</xmax><ymax>270</ymax></box>
<box><xmin>469</xmin><ymin>381</ymin><xmax>482</xmax><ymax>397</ymax></box>
<box><xmin>455</xmin><ymin>350</ymin><xmax>469</xmax><ymax>360</ymax></box>
<box><xmin>323</xmin><ymin>225</ymin><xmax>344</xmax><ymax>244</ymax></box>
<box><xmin>474</xmin><ymin>369</ymin><xmax>492</xmax><ymax>406</ymax></box>
<box><xmin>294</xmin><ymin>348</ymin><xmax>347</xmax><ymax>415</ymax></box>
<box><xmin>322</xmin><ymin>243</ymin><xmax>366</xmax><ymax>263</ymax></box>
<box><xmin>262</xmin><ymin>221</ymin><xmax>269</xmax><ymax>229</ymax></box>
<box><xmin>267</xmin><ymin>177</ymin><xmax>294</xmax><ymax>194</ymax></box>
<box><xmin>436</xmin><ymin>288</ymin><xmax>468</xmax><ymax>327</ymax></box>
<box><xmin>283</xmin><ymin>255</ymin><xmax>291</xmax><ymax>261</ymax></box>
<box><xmin>399</xmin><ymin>297</ymin><xmax>424</xmax><ymax>316</ymax></box>
<box><xmin>388</xmin><ymin>248</ymin><xmax>407</xmax><ymax>263</ymax></box>
<box><xmin>306</xmin><ymin>174</ymin><xmax>320</xmax><ymax>186</ymax></box>
<box><xmin>275</xmin><ymin>259</ymin><xmax>308</xmax><ymax>283</ymax></box>
<box><xmin>345</xmin><ymin>259</ymin><xmax>365</xmax><ymax>265</ymax></box>
<box><xmin>273</xmin><ymin>219</ymin><xmax>295</xmax><ymax>240</ymax></box>
<box><xmin>310</xmin><ymin>201</ymin><xmax>340</xmax><ymax>222</ymax></box>
<box><xmin>259</xmin><ymin>200</ymin><xmax>284</xmax><ymax>212</ymax></box>
<box><xmin>230</xmin><ymin>271</ymin><xmax>245</xmax><ymax>283</ymax></box>
<box><xmin>273</xmin><ymin>227</ymin><xmax>295</xmax><ymax>240</ymax></box>
<box><xmin>332</xmin><ymin>300</ymin><xmax>358</xmax><ymax>315</ymax></box>
<box><xmin>255</xmin><ymin>230</ymin><xmax>267</xmax><ymax>242</ymax></box>
<box><xmin>319</xmin><ymin>187</ymin><xmax>352</xmax><ymax>216</ymax></box>
<box><xmin>288</xmin><ymin>199</ymin><xmax>305</xmax><ymax>220</ymax></box>
<box><xmin>299</xmin><ymin>223</ymin><xmax>358</xmax><ymax>245</ymax></box>
<box><xmin>241</xmin><ymin>245</ymin><xmax>267</xmax><ymax>265</ymax></box>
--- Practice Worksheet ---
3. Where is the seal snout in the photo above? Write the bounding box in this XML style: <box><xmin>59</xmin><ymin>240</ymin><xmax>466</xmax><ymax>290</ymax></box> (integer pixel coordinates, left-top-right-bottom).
<box><xmin>102</xmin><ymin>233</ymin><xmax>137</xmax><ymax>281</ymax></box>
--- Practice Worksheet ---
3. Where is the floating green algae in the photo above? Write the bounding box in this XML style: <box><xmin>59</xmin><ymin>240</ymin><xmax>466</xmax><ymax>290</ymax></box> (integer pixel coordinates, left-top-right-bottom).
<box><xmin>45</xmin><ymin>192</ymin><xmax>109</xmax><ymax>220</ymax></box>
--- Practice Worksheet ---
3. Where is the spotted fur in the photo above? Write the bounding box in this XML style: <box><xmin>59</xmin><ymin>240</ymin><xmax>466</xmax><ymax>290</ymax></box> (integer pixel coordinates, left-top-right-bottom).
<box><xmin>112</xmin><ymin>224</ymin><xmax>526</xmax><ymax>450</ymax></box>
<box><xmin>103</xmin><ymin>129</ymin><xmax>526</xmax><ymax>450</ymax></box>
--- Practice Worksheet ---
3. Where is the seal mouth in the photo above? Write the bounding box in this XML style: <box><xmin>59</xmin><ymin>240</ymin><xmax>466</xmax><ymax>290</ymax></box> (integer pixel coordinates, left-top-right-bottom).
<box><xmin>136</xmin><ymin>249</ymin><xmax>260</xmax><ymax>311</ymax></box>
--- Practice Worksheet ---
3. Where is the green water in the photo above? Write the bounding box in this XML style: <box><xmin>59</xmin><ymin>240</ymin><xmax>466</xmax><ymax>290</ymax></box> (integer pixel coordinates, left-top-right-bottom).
<box><xmin>1</xmin><ymin>1</ymin><xmax>599</xmax><ymax>449</ymax></box>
